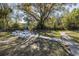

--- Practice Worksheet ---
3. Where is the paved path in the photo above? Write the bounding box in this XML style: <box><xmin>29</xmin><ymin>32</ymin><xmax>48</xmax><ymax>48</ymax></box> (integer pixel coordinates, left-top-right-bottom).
<box><xmin>60</xmin><ymin>32</ymin><xmax>79</xmax><ymax>56</ymax></box>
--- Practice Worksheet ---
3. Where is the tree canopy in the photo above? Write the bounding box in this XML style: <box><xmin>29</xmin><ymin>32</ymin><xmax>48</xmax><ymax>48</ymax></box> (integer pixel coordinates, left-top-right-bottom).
<box><xmin>21</xmin><ymin>3</ymin><xmax>66</xmax><ymax>29</ymax></box>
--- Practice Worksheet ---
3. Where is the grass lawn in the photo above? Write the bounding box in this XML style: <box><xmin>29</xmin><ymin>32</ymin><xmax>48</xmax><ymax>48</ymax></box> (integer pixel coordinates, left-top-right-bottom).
<box><xmin>39</xmin><ymin>30</ymin><xmax>61</xmax><ymax>38</ymax></box>
<box><xmin>0</xmin><ymin>32</ymin><xmax>11</xmax><ymax>37</ymax></box>
<box><xmin>65</xmin><ymin>31</ymin><xmax>79</xmax><ymax>43</ymax></box>
<box><xmin>0</xmin><ymin>32</ymin><xmax>12</xmax><ymax>40</ymax></box>
<box><xmin>0</xmin><ymin>30</ymin><xmax>70</xmax><ymax>56</ymax></box>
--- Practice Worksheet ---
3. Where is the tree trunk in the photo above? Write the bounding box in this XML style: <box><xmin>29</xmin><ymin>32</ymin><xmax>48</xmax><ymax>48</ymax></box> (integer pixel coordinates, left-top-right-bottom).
<box><xmin>6</xmin><ymin>18</ymin><xmax>9</xmax><ymax>30</ymax></box>
<box><xmin>3</xmin><ymin>17</ymin><xmax>9</xmax><ymax>31</ymax></box>
<box><xmin>36</xmin><ymin>19</ymin><xmax>45</xmax><ymax>30</ymax></box>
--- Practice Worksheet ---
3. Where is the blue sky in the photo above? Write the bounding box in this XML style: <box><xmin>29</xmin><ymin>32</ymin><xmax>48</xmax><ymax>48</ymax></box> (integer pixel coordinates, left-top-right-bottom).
<box><xmin>9</xmin><ymin>3</ymin><xmax>79</xmax><ymax>20</ymax></box>
<box><xmin>68</xmin><ymin>4</ymin><xmax>79</xmax><ymax>12</ymax></box>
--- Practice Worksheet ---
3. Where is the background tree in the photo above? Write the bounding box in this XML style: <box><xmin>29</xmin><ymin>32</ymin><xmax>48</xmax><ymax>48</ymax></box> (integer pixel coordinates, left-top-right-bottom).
<box><xmin>61</xmin><ymin>8</ymin><xmax>79</xmax><ymax>30</ymax></box>
<box><xmin>44</xmin><ymin>17</ymin><xmax>56</xmax><ymax>29</ymax></box>
<box><xmin>21</xmin><ymin>3</ymin><xmax>66</xmax><ymax>30</ymax></box>
<box><xmin>0</xmin><ymin>3</ymin><xmax>12</xmax><ymax>30</ymax></box>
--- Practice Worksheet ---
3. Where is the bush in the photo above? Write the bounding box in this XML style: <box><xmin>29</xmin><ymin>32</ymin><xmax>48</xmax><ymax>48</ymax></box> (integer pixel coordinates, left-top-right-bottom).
<box><xmin>12</xmin><ymin>23</ymin><xmax>20</xmax><ymax>30</ymax></box>
<box><xmin>28</xmin><ymin>20</ymin><xmax>37</xmax><ymax>31</ymax></box>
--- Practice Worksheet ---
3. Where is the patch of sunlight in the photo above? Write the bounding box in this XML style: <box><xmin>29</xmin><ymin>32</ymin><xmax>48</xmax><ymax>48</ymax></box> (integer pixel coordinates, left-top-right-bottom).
<box><xmin>31</xmin><ymin>43</ymin><xmax>40</xmax><ymax>50</ymax></box>
<box><xmin>0</xmin><ymin>32</ymin><xmax>10</xmax><ymax>36</ymax></box>
<box><xmin>0</xmin><ymin>32</ymin><xmax>12</xmax><ymax>40</ymax></box>
<box><xmin>53</xmin><ymin>31</ymin><xmax>61</xmax><ymax>38</ymax></box>
<box><xmin>0</xmin><ymin>45</ymin><xmax>11</xmax><ymax>50</ymax></box>
<box><xmin>66</xmin><ymin>31</ymin><xmax>79</xmax><ymax>43</ymax></box>
<box><xmin>39</xmin><ymin>30</ymin><xmax>61</xmax><ymax>38</ymax></box>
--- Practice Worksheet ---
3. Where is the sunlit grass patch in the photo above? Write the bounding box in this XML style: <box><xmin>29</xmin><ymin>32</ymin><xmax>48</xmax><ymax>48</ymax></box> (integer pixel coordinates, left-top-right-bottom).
<box><xmin>66</xmin><ymin>31</ymin><xmax>79</xmax><ymax>43</ymax></box>
<box><xmin>0</xmin><ymin>32</ymin><xmax>11</xmax><ymax>40</ymax></box>
<box><xmin>39</xmin><ymin>30</ymin><xmax>61</xmax><ymax>38</ymax></box>
<box><xmin>52</xmin><ymin>31</ymin><xmax>61</xmax><ymax>38</ymax></box>
<box><xmin>0</xmin><ymin>32</ymin><xmax>10</xmax><ymax>37</ymax></box>
<box><xmin>0</xmin><ymin>45</ymin><xmax>12</xmax><ymax>50</ymax></box>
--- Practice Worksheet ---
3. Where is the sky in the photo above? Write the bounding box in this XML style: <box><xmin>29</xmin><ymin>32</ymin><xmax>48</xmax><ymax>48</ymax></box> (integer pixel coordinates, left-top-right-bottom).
<box><xmin>68</xmin><ymin>4</ymin><xmax>79</xmax><ymax>12</ymax></box>
<box><xmin>52</xmin><ymin>3</ymin><xmax>79</xmax><ymax>18</ymax></box>
<box><xmin>9</xmin><ymin>3</ymin><xmax>27</xmax><ymax>23</ymax></box>
<box><xmin>9</xmin><ymin>3</ymin><xmax>79</xmax><ymax>22</ymax></box>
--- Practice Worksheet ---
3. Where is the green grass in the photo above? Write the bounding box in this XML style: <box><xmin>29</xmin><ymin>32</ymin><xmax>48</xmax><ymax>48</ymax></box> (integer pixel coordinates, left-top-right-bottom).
<box><xmin>39</xmin><ymin>30</ymin><xmax>61</xmax><ymax>38</ymax></box>
<box><xmin>66</xmin><ymin>31</ymin><xmax>79</xmax><ymax>43</ymax></box>
<box><xmin>0</xmin><ymin>32</ymin><xmax>11</xmax><ymax>40</ymax></box>
<box><xmin>0</xmin><ymin>31</ymin><xmax>69</xmax><ymax>56</ymax></box>
<box><xmin>0</xmin><ymin>32</ymin><xmax>10</xmax><ymax>37</ymax></box>
<box><xmin>52</xmin><ymin>31</ymin><xmax>61</xmax><ymax>38</ymax></box>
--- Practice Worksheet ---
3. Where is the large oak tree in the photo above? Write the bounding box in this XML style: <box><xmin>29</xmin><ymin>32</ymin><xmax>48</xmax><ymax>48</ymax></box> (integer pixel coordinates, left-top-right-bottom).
<box><xmin>21</xmin><ymin>3</ymin><xmax>66</xmax><ymax>30</ymax></box>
